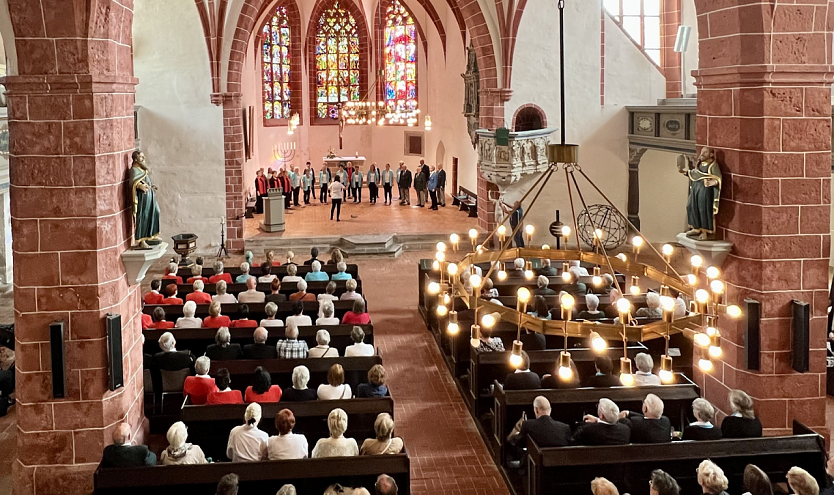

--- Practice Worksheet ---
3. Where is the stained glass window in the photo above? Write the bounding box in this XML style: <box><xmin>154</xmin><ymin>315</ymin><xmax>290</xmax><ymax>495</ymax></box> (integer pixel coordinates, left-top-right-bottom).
<box><xmin>383</xmin><ymin>0</ymin><xmax>417</xmax><ymax>113</ymax></box>
<box><xmin>262</xmin><ymin>6</ymin><xmax>292</xmax><ymax>119</ymax></box>
<box><xmin>603</xmin><ymin>0</ymin><xmax>661</xmax><ymax>65</ymax></box>
<box><xmin>315</xmin><ymin>0</ymin><xmax>360</xmax><ymax>119</ymax></box>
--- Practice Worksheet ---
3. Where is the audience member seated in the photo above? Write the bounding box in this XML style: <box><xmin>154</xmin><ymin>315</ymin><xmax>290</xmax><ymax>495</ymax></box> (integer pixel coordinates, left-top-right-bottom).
<box><xmin>508</xmin><ymin>396</ymin><xmax>571</xmax><ymax>449</ymax></box>
<box><xmin>332</xmin><ymin>261</ymin><xmax>352</xmax><ymax>280</ymax></box>
<box><xmin>289</xmin><ymin>280</ymin><xmax>316</xmax><ymax>302</ymax></box>
<box><xmin>481</xmin><ymin>278</ymin><xmax>500</xmax><ymax>300</ymax></box>
<box><xmin>721</xmin><ymin>389</ymin><xmax>763</xmax><ymax>438</ymax></box>
<box><xmin>266</xmin><ymin>250</ymin><xmax>281</xmax><ymax>267</ymax></box>
<box><xmin>573</xmin><ymin>398</ymin><xmax>631</xmax><ymax>445</ymax></box>
<box><xmin>101</xmin><ymin>422</ymin><xmax>157</xmax><ymax>467</ymax></box>
<box><xmin>682</xmin><ymin>398</ymin><xmax>722</xmax><ymax>441</ymax></box>
<box><xmin>590</xmin><ymin>478</ymin><xmax>620</xmax><ymax>495</ymax></box>
<box><xmin>533</xmin><ymin>275</ymin><xmax>556</xmax><ymax>296</ymax></box>
<box><xmin>309</xmin><ymin>329</ymin><xmax>340</xmax><ymax>358</ymax></box>
<box><xmin>305</xmin><ymin>260</ymin><xmax>330</xmax><ymax>282</ymax></box>
<box><xmin>594</xmin><ymin>274</ymin><xmax>614</xmax><ymax>295</ymax></box>
<box><xmin>259</xmin><ymin>302</ymin><xmax>283</xmax><ymax>328</ymax></box>
<box><xmin>187</xmin><ymin>264</ymin><xmax>210</xmax><ymax>285</ymax></box>
<box><xmin>283</xmin><ymin>250</ymin><xmax>296</xmax><ymax>267</ymax></box>
<box><xmin>160</xmin><ymin>421</ymin><xmax>208</xmax><ymax>465</ymax></box>
<box><xmin>328</xmin><ymin>248</ymin><xmax>344</xmax><ymax>266</ymax></box>
<box><xmin>216</xmin><ymin>474</ymin><xmax>239</xmax><ymax>495</ymax></box>
<box><xmin>584</xmin><ymin>356</ymin><xmax>620</xmax><ymax>387</ymax></box>
<box><xmin>787</xmin><ymin>467</ymin><xmax>818</xmax><ymax>495</ymax></box>
<box><xmin>304</xmin><ymin>247</ymin><xmax>320</xmax><ymax>266</ymax></box>
<box><xmin>477</xmin><ymin>326</ymin><xmax>505</xmax><ymax>352</ymax></box>
<box><xmin>743</xmin><ymin>464</ymin><xmax>774</xmax><ymax>495</ymax></box>
<box><xmin>282</xmin><ymin>264</ymin><xmax>302</xmax><ymax>284</ymax></box>
<box><xmin>183</xmin><ymin>356</ymin><xmax>219</xmax><ymax>404</ymax></box>
<box><xmin>283</xmin><ymin>365</ymin><xmax>317</xmax><ymax>401</ymax></box>
<box><xmin>674</xmin><ymin>291</ymin><xmax>687</xmax><ymax>318</ymax></box>
<box><xmin>245</xmin><ymin>366</ymin><xmax>283</xmax><ymax>403</ymax></box>
<box><xmin>258</xmin><ymin>263</ymin><xmax>276</xmax><ymax>284</ymax></box>
<box><xmin>634</xmin><ymin>352</ymin><xmax>661</xmax><ymax>385</ymax></box>
<box><xmin>636</xmin><ymin>292</ymin><xmax>663</xmax><ymax>318</ymax></box>
<box><xmin>276</xmin><ymin>323</ymin><xmax>309</xmax><ymax>359</ymax></box>
<box><xmin>311</xmin><ymin>408</ymin><xmax>359</xmax><ymax>458</ymax></box>
<box><xmin>650</xmin><ymin>470</ymin><xmax>680</xmax><ymax>495</ymax></box>
<box><xmin>508</xmin><ymin>257</ymin><xmax>525</xmax><ymax>277</ymax></box>
<box><xmin>317</xmin><ymin>282</ymin><xmax>339</xmax><ymax>316</ymax></box>
<box><xmin>209</xmin><ymin>261</ymin><xmax>233</xmax><ymax>284</ymax></box>
<box><xmin>161</xmin><ymin>284</ymin><xmax>184</xmax><ymax>305</ymax></box>
<box><xmin>617</xmin><ymin>393</ymin><xmax>671</xmax><ymax>443</ymax></box>
<box><xmin>227</xmin><ymin>402</ymin><xmax>268</xmax><ymax>461</ymax></box>
<box><xmin>266</xmin><ymin>278</ymin><xmax>287</xmax><ymax>303</ymax></box>
<box><xmin>153</xmin><ymin>332</ymin><xmax>194</xmax><ymax>372</ymax></box>
<box><xmin>204</xmin><ymin>300</ymin><xmax>233</xmax><ymax>328</ymax></box>
<box><xmin>569</xmin><ymin>267</ymin><xmax>588</xmax><ymax>295</ymax></box>
<box><xmin>286</xmin><ymin>301</ymin><xmax>312</xmax><ymax>328</ymax></box>
<box><xmin>823</xmin><ymin>458</ymin><xmax>834</xmax><ymax>495</ymax></box>
<box><xmin>357</xmin><ymin>364</ymin><xmax>388</xmax><ymax>397</ymax></box>
<box><xmin>243</xmin><ymin>327</ymin><xmax>278</xmax><ymax>359</ymax></box>
<box><xmin>528</xmin><ymin>295</ymin><xmax>552</xmax><ymax>320</ymax></box>
<box><xmin>206</xmin><ymin>327</ymin><xmax>243</xmax><ymax>361</ymax></box>
<box><xmin>163</xmin><ymin>262</ymin><xmax>183</xmax><ymax>285</ymax></box>
<box><xmin>604</xmin><ymin>288</ymin><xmax>623</xmax><ymax>318</ymax></box>
<box><xmin>519</xmin><ymin>328</ymin><xmax>546</xmax><ymax>351</ymax></box>
<box><xmin>266</xmin><ymin>409</ymin><xmax>308</xmax><ymax>460</ymax></box>
<box><xmin>697</xmin><ymin>459</ymin><xmax>729</xmax><ymax>495</ymax></box>
<box><xmin>149</xmin><ymin>307</ymin><xmax>175</xmax><ymax>329</ymax></box>
<box><xmin>175</xmin><ymin>301</ymin><xmax>203</xmax><ymax>328</ymax></box>
<box><xmin>186</xmin><ymin>280</ymin><xmax>212</xmax><ymax>304</ymax></box>
<box><xmin>361</xmin><ymin>412</ymin><xmax>403</xmax><ymax>455</ymax></box>
<box><xmin>317</xmin><ymin>302</ymin><xmax>340</xmax><ymax>325</ymax></box>
<box><xmin>539</xmin><ymin>258</ymin><xmax>557</xmax><ymax>276</ymax></box>
<box><xmin>207</xmin><ymin>368</ymin><xmax>244</xmax><ymax>404</ymax></box>
<box><xmin>341</xmin><ymin>279</ymin><xmax>362</xmax><ymax>301</ymax></box>
<box><xmin>237</xmin><ymin>277</ymin><xmax>265</xmax><ymax>304</ymax></box>
<box><xmin>142</xmin><ymin>311</ymin><xmax>152</xmax><ymax>330</ymax></box>
<box><xmin>345</xmin><ymin>327</ymin><xmax>374</xmax><ymax>357</ymax></box>
<box><xmin>230</xmin><ymin>304</ymin><xmax>258</xmax><ymax>328</ymax></box>
<box><xmin>342</xmin><ymin>298</ymin><xmax>371</xmax><ymax>325</ymax></box>
<box><xmin>376</xmin><ymin>475</ymin><xmax>398</xmax><ymax>495</ymax></box>
<box><xmin>569</xmin><ymin>260</ymin><xmax>589</xmax><ymax>276</ymax></box>
<box><xmin>541</xmin><ymin>358</ymin><xmax>580</xmax><ymax>389</ymax></box>
<box><xmin>212</xmin><ymin>280</ymin><xmax>238</xmax><ymax>304</ymax></box>
<box><xmin>235</xmin><ymin>262</ymin><xmax>252</xmax><ymax>284</ymax></box>
<box><xmin>577</xmin><ymin>294</ymin><xmax>605</xmax><ymax>321</ymax></box>
<box><xmin>318</xmin><ymin>363</ymin><xmax>353</xmax><ymax>399</ymax></box>
<box><xmin>504</xmin><ymin>351</ymin><xmax>541</xmax><ymax>390</ymax></box>
<box><xmin>145</xmin><ymin>280</ymin><xmax>165</xmax><ymax>304</ymax></box>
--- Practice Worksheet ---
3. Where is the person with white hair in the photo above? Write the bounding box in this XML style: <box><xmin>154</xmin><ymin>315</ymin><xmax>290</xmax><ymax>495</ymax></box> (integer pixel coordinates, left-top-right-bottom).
<box><xmin>226</xmin><ymin>402</ymin><xmax>269</xmax><ymax>462</ymax></box>
<box><xmin>186</xmin><ymin>279</ymin><xmax>212</xmax><ymax>304</ymax></box>
<box><xmin>289</xmin><ymin>279</ymin><xmax>315</xmax><ymax>302</ymax></box>
<box><xmin>360</xmin><ymin>412</ymin><xmax>404</xmax><ymax>455</ymax></box>
<box><xmin>510</xmin><ymin>257</ymin><xmax>526</xmax><ymax>276</ymax></box>
<box><xmin>153</xmin><ymin>331</ymin><xmax>195</xmax><ymax>375</ymax></box>
<box><xmin>599</xmin><ymin>273</ymin><xmax>614</xmax><ymax>294</ymax></box>
<box><xmin>634</xmin><ymin>352</ymin><xmax>661</xmax><ymax>385</ymax></box>
<box><xmin>533</xmin><ymin>275</ymin><xmax>556</xmax><ymax>296</ymax></box>
<box><xmin>187</xmin><ymin>264</ymin><xmax>209</xmax><ymax>284</ymax></box>
<box><xmin>101</xmin><ymin>422</ymin><xmax>157</xmax><ymax>467</ymax></box>
<box><xmin>332</xmin><ymin>261</ymin><xmax>352</xmax><ymax>281</ymax></box>
<box><xmin>572</xmin><ymin>398</ymin><xmax>631</xmax><ymax>445</ymax></box>
<box><xmin>569</xmin><ymin>260</ymin><xmax>589</xmax><ymax>276</ymax></box>
<box><xmin>183</xmin><ymin>356</ymin><xmax>220</xmax><ymax>404</ymax></box>
<box><xmin>340</xmin><ymin>279</ymin><xmax>363</xmax><ymax>301</ymax></box>
<box><xmin>260</xmin><ymin>302</ymin><xmax>284</xmax><ymax>328</ymax></box>
<box><xmin>683</xmin><ymin>398</ymin><xmax>722</xmax><ymax>441</ymax></box>
<box><xmin>317</xmin><ymin>281</ymin><xmax>339</xmax><ymax>318</ymax></box>
<box><xmin>238</xmin><ymin>276</ymin><xmax>266</xmax><ymax>304</ymax></box>
<box><xmin>209</xmin><ymin>260</ymin><xmax>233</xmax><ymax>284</ymax></box>
<box><xmin>235</xmin><ymin>262</ymin><xmax>252</xmax><ymax>284</ymax></box>
<box><xmin>305</xmin><ymin>260</ymin><xmax>330</xmax><ymax>282</ymax></box>
<box><xmin>311</xmin><ymin>408</ymin><xmax>359</xmax><ymax>458</ymax></box>
<box><xmin>205</xmin><ymin>328</ymin><xmax>243</xmax><ymax>361</ymax></box>
<box><xmin>160</xmin><ymin>421</ymin><xmax>208</xmax><ymax>465</ymax></box>
<box><xmin>276</xmin><ymin>323</ymin><xmax>309</xmax><ymax>359</ymax></box>
<box><xmin>697</xmin><ymin>460</ymin><xmax>730</xmax><ymax>495</ymax></box>
<box><xmin>617</xmin><ymin>393</ymin><xmax>671</xmax><ymax>443</ymax></box>
<box><xmin>308</xmin><ymin>329</ymin><xmax>340</xmax><ymax>358</ymax></box>
<box><xmin>282</xmin><ymin>365</ymin><xmax>317</xmax><ymax>401</ymax></box>
<box><xmin>282</xmin><ymin>263</ymin><xmax>302</xmax><ymax>283</ymax></box>
<box><xmin>163</xmin><ymin>262</ymin><xmax>183</xmax><ymax>285</ymax></box>
<box><xmin>345</xmin><ymin>326</ymin><xmax>374</xmax><ymax>357</ymax></box>
<box><xmin>507</xmin><ymin>396</ymin><xmax>571</xmax><ymax>451</ymax></box>
<box><xmin>577</xmin><ymin>294</ymin><xmax>605</xmax><ymax>320</ymax></box>
<box><xmin>212</xmin><ymin>280</ymin><xmax>238</xmax><ymax>304</ymax></box>
<box><xmin>175</xmin><ymin>301</ymin><xmax>203</xmax><ymax>328</ymax></box>
<box><xmin>636</xmin><ymin>292</ymin><xmax>663</xmax><ymax>318</ymax></box>
<box><xmin>539</xmin><ymin>258</ymin><xmax>558</xmax><ymax>276</ymax></box>
<box><xmin>787</xmin><ymin>466</ymin><xmax>819</xmax><ymax>495</ymax></box>
<box><xmin>243</xmin><ymin>327</ymin><xmax>277</xmax><ymax>359</ymax></box>
<box><xmin>317</xmin><ymin>302</ymin><xmax>341</xmax><ymax>325</ymax></box>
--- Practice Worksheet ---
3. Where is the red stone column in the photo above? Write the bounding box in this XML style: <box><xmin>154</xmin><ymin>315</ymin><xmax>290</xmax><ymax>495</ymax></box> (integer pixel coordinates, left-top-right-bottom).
<box><xmin>693</xmin><ymin>0</ymin><xmax>833</xmax><ymax>434</ymax></box>
<box><xmin>220</xmin><ymin>93</ymin><xmax>246</xmax><ymax>252</ymax></box>
<box><xmin>5</xmin><ymin>1</ymin><xmax>145</xmax><ymax>493</ymax></box>
<box><xmin>661</xmin><ymin>0</ymin><xmax>682</xmax><ymax>98</ymax></box>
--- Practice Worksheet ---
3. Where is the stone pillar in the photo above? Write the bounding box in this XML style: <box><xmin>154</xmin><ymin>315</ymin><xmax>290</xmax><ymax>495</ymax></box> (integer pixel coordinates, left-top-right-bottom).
<box><xmin>627</xmin><ymin>146</ymin><xmax>647</xmax><ymax>230</ymax></box>
<box><xmin>693</xmin><ymin>0</ymin><xmax>833</xmax><ymax>434</ymax></box>
<box><xmin>660</xmin><ymin>0</ymin><xmax>682</xmax><ymax>98</ymax></box>
<box><xmin>5</xmin><ymin>1</ymin><xmax>145</xmax><ymax>493</ymax></box>
<box><xmin>220</xmin><ymin>93</ymin><xmax>246</xmax><ymax>252</ymax></box>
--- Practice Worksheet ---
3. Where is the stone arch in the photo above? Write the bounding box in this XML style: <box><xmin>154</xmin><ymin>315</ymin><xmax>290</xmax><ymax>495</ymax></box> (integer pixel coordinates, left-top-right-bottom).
<box><xmin>511</xmin><ymin>104</ymin><xmax>546</xmax><ymax>131</ymax></box>
<box><xmin>435</xmin><ymin>140</ymin><xmax>446</xmax><ymax>166</ymax></box>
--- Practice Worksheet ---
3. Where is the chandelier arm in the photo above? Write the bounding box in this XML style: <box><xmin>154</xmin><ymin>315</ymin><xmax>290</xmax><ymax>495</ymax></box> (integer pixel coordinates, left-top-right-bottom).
<box><xmin>575</xmin><ymin>168</ymin><xmax>686</xmax><ymax>283</ymax></box>
<box><xmin>564</xmin><ymin>166</ymin><xmax>582</xmax><ymax>252</ymax></box>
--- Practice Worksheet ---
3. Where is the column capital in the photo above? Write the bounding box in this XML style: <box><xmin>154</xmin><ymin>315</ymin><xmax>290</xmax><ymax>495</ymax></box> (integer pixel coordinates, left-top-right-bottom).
<box><xmin>479</xmin><ymin>87</ymin><xmax>513</xmax><ymax>103</ymax></box>
<box><xmin>693</xmin><ymin>65</ymin><xmax>834</xmax><ymax>89</ymax></box>
<box><xmin>1</xmin><ymin>75</ymin><xmax>138</xmax><ymax>95</ymax></box>
<box><xmin>212</xmin><ymin>92</ymin><xmax>243</xmax><ymax>106</ymax></box>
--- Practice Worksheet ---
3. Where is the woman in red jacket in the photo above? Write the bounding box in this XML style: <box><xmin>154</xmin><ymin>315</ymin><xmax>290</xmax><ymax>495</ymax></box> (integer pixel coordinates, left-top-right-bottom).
<box><xmin>341</xmin><ymin>298</ymin><xmax>371</xmax><ymax>325</ymax></box>
<box><xmin>244</xmin><ymin>366</ymin><xmax>283</xmax><ymax>403</ymax></box>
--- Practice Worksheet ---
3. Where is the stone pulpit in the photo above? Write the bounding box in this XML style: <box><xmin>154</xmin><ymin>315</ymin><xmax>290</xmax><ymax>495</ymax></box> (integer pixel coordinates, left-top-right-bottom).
<box><xmin>476</xmin><ymin>128</ymin><xmax>555</xmax><ymax>188</ymax></box>
<box><xmin>260</xmin><ymin>188</ymin><xmax>285</xmax><ymax>233</ymax></box>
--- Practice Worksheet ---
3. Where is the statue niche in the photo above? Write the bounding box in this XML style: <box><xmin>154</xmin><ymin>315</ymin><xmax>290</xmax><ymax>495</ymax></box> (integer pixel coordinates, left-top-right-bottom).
<box><xmin>461</xmin><ymin>43</ymin><xmax>480</xmax><ymax>148</ymax></box>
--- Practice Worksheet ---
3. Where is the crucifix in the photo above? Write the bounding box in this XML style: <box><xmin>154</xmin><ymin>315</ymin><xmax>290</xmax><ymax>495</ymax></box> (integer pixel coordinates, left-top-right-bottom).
<box><xmin>337</xmin><ymin>103</ymin><xmax>346</xmax><ymax>149</ymax></box>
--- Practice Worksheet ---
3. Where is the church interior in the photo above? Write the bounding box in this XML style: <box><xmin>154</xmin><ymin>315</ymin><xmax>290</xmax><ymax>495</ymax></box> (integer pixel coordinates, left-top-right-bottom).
<box><xmin>0</xmin><ymin>0</ymin><xmax>831</xmax><ymax>494</ymax></box>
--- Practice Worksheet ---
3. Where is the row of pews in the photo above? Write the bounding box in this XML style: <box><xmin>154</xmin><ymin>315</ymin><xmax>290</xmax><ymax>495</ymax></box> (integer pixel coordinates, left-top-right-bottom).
<box><xmin>94</xmin><ymin>263</ymin><xmax>410</xmax><ymax>495</ymax></box>
<box><xmin>417</xmin><ymin>258</ymin><xmax>828</xmax><ymax>495</ymax></box>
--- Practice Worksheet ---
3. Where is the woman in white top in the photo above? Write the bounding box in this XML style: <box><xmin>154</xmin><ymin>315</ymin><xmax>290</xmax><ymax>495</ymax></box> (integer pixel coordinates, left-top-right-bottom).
<box><xmin>285</xmin><ymin>301</ymin><xmax>313</xmax><ymax>328</ymax></box>
<box><xmin>317</xmin><ymin>363</ymin><xmax>352</xmax><ymax>400</ymax></box>
<box><xmin>311</xmin><ymin>408</ymin><xmax>359</xmax><ymax>457</ymax></box>
<box><xmin>317</xmin><ymin>281</ymin><xmax>339</xmax><ymax>318</ymax></box>
<box><xmin>282</xmin><ymin>264</ymin><xmax>302</xmax><ymax>284</ymax></box>
<box><xmin>258</xmin><ymin>263</ymin><xmax>277</xmax><ymax>284</ymax></box>
<box><xmin>212</xmin><ymin>280</ymin><xmax>238</xmax><ymax>303</ymax></box>
<box><xmin>266</xmin><ymin>409</ymin><xmax>308</xmax><ymax>460</ymax></box>
<box><xmin>344</xmin><ymin>326</ymin><xmax>374</xmax><ymax>357</ymax></box>
<box><xmin>308</xmin><ymin>329</ymin><xmax>340</xmax><ymax>358</ymax></box>
<box><xmin>360</xmin><ymin>413</ymin><xmax>404</xmax><ymax>455</ymax></box>
<box><xmin>175</xmin><ymin>301</ymin><xmax>203</xmax><ymax>328</ymax></box>
<box><xmin>160</xmin><ymin>421</ymin><xmax>208</xmax><ymax>465</ymax></box>
<box><xmin>260</xmin><ymin>302</ymin><xmax>284</xmax><ymax>328</ymax></box>
<box><xmin>226</xmin><ymin>403</ymin><xmax>269</xmax><ymax>462</ymax></box>
<box><xmin>316</xmin><ymin>302</ymin><xmax>340</xmax><ymax>326</ymax></box>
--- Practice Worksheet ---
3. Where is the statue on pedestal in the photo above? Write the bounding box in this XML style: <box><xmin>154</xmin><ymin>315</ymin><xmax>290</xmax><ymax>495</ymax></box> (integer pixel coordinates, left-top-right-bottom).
<box><xmin>679</xmin><ymin>146</ymin><xmax>722</xmax><ymax>240</ymax></box>
<box><xmin>129</xmin><ymin>150</ymin><xmax>161</xmax><ymax>249</ymax></box>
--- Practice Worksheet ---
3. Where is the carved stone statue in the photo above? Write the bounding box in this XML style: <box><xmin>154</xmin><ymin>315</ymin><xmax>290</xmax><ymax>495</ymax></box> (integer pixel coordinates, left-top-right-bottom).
<box><xmin>679</xmin><ymin>146</ymin><xmax>722</xmax><ymax>240</ymax></box>
<box><xmin>129</xmin><ymin>150</ymin><xmax>161</xmax><ymax>248</ymax></box>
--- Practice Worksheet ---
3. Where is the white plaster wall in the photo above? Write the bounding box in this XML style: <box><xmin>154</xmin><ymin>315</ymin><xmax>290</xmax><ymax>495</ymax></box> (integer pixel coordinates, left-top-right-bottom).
<box><xmin>502</xmin><ymin>2</ymin><xmax>666</xmax><ymax>246</ymax></box>
<box><xmin>638</xmin><ymin>150</ymin><xmax>688</xmax><ymax>243</ymax></box>
<box><xmin>134</xmin><ymin>0</ymin><xmax>226</xmax><ymax>252</ymax></box>
<box><xmin>681</xmin><ymin>0</ymin><xmax>698</xmax><ymax>96</ymax></box>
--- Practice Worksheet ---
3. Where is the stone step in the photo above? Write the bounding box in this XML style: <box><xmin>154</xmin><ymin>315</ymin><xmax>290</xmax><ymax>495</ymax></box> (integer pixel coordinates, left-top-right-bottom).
<box><xmin>243</xmin><ymin>232</ymin><xmax>448</xmax><ymax>259</ymax></box>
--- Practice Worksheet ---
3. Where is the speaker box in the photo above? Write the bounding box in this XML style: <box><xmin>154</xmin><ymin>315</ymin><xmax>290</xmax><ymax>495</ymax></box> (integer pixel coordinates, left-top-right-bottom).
<box><xmin>743</xmin><ymin>299</ymin><xmax>760</xmax><ymax>371</ymax></box>
<box><xmin>49</xmin><ymin>321</ymin><xmax>66</xmax><ymax>398</ymax></box>
<box><xmin>106</xmin><ymin>314</ymin><xmax>124</xmax><ymax>391</ymax></box>
<box><xmin>791</xmin><ymin>300</ymin><xmax>810</xmax><ymax>373</ymax></box>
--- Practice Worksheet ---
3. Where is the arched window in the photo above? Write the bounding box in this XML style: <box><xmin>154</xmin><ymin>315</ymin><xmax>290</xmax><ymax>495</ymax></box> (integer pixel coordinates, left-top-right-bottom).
<box><xmin>513</xmin><ymin>106</ymin><xmax>545</xmax><ymax>132</ymax></box>
<box><xmin>262</xmin><ymin>6</ymin><xmax>293</xmax><ymax>120</ymax></box>
<box><xmin>315</xmin><ymin>0</ymin><xmax>360</xmax><ymax>119</ymax></box>
<box><xmin>383</xmin><ymin>0</ymin><xmax>417</xmax><ymax>113</ymax></box>
<box><xmin>603</xmin><ymin>0</ymin><xmax>660</xmax><ymax>65</ymax></box>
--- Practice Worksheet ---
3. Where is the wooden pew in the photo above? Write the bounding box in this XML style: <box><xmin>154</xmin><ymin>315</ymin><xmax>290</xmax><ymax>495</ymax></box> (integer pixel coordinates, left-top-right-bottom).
<box><xmin>144</xmin><ymin>324</ymin><xmax>374</xmax><ymax>358</ymax></box>
<box><xmin>162</xmin><ymin>279</ymin><xmax>363</xmax><ymax>297</ymax></box>
<box><xmin>453</xmin><ymin>186</ymin><xmax>478</xmax><ymax>217</ymax></box>
<box><xmin>526</xmin><ymin>421</ymin><xmax>826</xmax><ymax>495</ymax></box>
<box><xmin>182</xmin><ymin>397</ymin><xmax>394</xmax><ymax>461</ymax></box>
<box><xmin>144</xmin><ymin>301</ymin><xmax>365</xmax><ymax>322</ymax></box>
<box><xmin>94</xmin><ymin>451</ymin><xmax>410</xmax><ymax>495</ymax></box>
<box><xmin>174</xmin><ymin>263</ymin><xmax>360</xmax><ymax>279</ymax></box>
<box><xmin>493</xmin><ymin>375</ymin><xmax>700</xmax><ymax>464</ymax></box>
